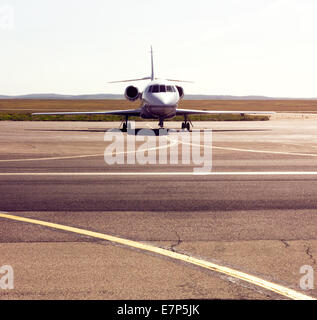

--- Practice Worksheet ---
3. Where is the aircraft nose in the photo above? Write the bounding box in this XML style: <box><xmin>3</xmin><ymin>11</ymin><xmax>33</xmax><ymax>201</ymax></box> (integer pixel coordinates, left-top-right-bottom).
<box><xmin>150</xmin><ymin>94</ymin><xmax>175</xmax><ymax>106</ymax></box>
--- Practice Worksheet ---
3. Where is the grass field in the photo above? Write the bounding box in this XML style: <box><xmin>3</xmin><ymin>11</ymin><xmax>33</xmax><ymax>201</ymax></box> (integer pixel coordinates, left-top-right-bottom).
<box><xmin>0</xmin><ymin>99</ymin><xmax>316</xmax><ymax>121</ymax></box>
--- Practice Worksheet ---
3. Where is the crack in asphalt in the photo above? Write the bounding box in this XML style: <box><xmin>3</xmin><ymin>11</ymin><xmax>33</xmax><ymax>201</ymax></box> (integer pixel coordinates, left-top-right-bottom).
<box><xmin>305</xmin><ymin>246</ymin><xmax>316</xmax><ymax>265</ymax></box>
<box><xmin>170</xmin><ymin>231</ymin><xmax>182</xmax><ymax>252</ymax></box>
<box><xmin>281</xmin><ymin>239</ymin><xmax>290</xmax><ymax>248</ymax></box>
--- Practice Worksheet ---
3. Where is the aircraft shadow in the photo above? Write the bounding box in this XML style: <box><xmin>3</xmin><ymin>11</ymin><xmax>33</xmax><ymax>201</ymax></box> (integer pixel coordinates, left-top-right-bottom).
<box><xmin>26</xmin><ymin>128</ymin><xmax>109</xmax><ymax>133</ymax></box>
<box><xmin>26</xmin><ymin>128</ymin><xmax>271</xmax><ymax>135</ymax></box>
<box><xmin>211</xmin><ymin>129</ymin><xmax>272</xmax><ymax>133</ymax></box>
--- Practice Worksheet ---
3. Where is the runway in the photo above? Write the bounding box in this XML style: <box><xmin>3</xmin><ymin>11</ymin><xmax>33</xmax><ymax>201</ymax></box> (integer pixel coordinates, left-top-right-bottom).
<box><xmin>0</xmin><ymin>119</ymin><xmax>317</xmax><ymax>300</ymax></box>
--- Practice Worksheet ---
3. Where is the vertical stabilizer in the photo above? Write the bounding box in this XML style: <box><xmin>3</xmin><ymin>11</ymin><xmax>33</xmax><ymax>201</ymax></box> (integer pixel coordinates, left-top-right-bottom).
<box><xmin>150</xmin><ymin>46</ymin><xmax>154</xmax><ymax>81</ymax></box>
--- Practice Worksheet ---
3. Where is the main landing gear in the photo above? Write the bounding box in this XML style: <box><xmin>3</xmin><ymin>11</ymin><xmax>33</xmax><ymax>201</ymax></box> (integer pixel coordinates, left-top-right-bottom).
<box><xmin>121</xmin><ymin>115</ymin><xmax>192</xmax><ymax>132</ymax></box>
<box><xmin>121</xmin><ymin>115</ymin><xmax>129</xmax><ymax>132</ymax></box>
<box><xmin>181</xmin><ymin>122</ymin><xmax>190</xmax><ymax>131</ymax></box>
<box><xmin>181</xmin><ymin>115</ymin><xmax>192</xmax><ymax>131</ymax></box>
<box><xmin>158</xmin><ymin>116</ymin><xmax>192</xmax><ymax>131</ymax></box>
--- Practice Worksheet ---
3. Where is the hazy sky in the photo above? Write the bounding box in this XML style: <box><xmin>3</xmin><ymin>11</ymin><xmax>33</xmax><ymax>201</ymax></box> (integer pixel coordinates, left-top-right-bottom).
<box><xmin>1</xmin><ymin>0</ymin><xmax>317</xmax><ymax>97</ymax></box>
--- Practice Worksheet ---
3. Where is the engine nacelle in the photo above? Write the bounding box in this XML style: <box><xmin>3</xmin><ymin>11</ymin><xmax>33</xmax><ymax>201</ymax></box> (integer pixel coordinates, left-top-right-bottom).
<box><xmin>176</xmin><ymin>86</ymin><xmax>184</xmax><ymax>99</ymax></box>
<box><xmin>125</xmin><ymin>86</ymin><xmax>140</xmax><ymax>102</ymax></box>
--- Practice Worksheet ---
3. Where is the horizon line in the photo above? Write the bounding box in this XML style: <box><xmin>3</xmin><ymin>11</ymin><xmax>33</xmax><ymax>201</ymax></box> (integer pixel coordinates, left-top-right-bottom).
<box><xmin>0</xmin><ymin>93</ymin><xmax>317</xmax><ymax>100</ymax></box>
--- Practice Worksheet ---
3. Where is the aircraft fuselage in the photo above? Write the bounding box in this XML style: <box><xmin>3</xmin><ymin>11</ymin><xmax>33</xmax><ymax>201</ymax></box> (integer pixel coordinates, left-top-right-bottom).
<box><xmin>139</xmin><ymin>81</ymin><xmax>180</xmax><ymax>120</ymax></box>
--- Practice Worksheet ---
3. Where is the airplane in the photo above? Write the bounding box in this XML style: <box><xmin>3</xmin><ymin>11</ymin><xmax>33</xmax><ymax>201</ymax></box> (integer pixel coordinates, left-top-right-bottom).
<box><xmin>33</xmin><ymin>47</ymin><xmax>275</xmax><ymax>131</ymax></box>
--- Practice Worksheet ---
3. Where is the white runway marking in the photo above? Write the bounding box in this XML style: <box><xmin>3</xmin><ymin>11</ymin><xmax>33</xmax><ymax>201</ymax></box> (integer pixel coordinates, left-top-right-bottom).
<box><xmin>0</xmin><ymin>212</ymin><xmax>314</xmax><ymax>300</ymax></box>
<box><xmin>147</xmin><ymin>124</ymin><xmax>317</xmax><ymax>158</ymax></box>
<box><xmin>0</xmin><ymin>153</ymin><xmax>105</xmax><ymax>162</ymax></box>
<box><xmin>1</xmin><ymin>171</ymin><xmax>317</xmax><ymax>176</ymax></box>
<box><xmin>0</xmin><ymin>135</ymin><xmax>178</xmax><ymax>163</ymax></box>
<box><xmin>167</xmin><ymin>135</ymin><xmax>317</xmax><ymax>158</ymax></box>
<box><xmin>1</xmin><ymin>125</ymin><xmax>317</xmax><ymax>163</ymax></box>
<box><xmin>213</xmin><ymin>145</ymin><xmax>317</xmax><ymax>157</ymax></box>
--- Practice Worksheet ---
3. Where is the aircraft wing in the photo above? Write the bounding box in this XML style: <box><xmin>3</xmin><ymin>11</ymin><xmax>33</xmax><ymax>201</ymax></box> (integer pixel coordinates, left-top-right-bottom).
<box><xmin>176</xmin><ymin>108</ymin><xmax>275</xmax><ymax>116</ymax></box>
<box><xmin>32</xmin><ymin>108</ymin><xmax>142</xmax><ymax>117</ymax></box>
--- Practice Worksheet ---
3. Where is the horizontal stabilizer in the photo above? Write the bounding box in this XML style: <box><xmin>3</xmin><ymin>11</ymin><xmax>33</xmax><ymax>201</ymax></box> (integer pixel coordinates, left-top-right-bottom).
<box><xmin>164</xmin><ymin>79</ymin><xmax>194</xmax><ymax>83</ymax></box>
<box><xmin>108</xmin><ymin>77</ymin><xmax>151</xmax><ymax>84</ymax></box>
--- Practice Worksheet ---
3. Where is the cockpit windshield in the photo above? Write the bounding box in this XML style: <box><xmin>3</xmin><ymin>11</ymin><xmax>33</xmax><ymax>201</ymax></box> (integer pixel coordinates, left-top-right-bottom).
<box><xmin>147</xmin><ymin>85</ymin><xmax>176</xmax><ymax>93</ymax></box>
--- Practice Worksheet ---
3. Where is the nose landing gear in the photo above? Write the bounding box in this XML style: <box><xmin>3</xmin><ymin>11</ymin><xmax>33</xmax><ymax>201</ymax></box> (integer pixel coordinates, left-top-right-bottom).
<box><xmin>158</xmin><ymin>118</ymin><xmax>164</xmax><ymax>129</ymax></box>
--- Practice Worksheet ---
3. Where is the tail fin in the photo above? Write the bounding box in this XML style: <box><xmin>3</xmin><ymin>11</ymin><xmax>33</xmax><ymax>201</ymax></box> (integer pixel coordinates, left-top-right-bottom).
<box><xmin>150</xmin><ymin>46</ymin><xmax>154</xmax><ymax>81</ymax></box>
<box><xmin>108</xmin><ymin>46</ymin><xmax>194</xmax><ymax>84</ymax></box>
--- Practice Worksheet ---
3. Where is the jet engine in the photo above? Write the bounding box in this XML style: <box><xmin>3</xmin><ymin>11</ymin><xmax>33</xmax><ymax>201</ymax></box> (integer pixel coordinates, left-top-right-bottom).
<box><xmin>176</xmin><ymin>86</ymin><xmax>184</xmax><ymax>99</ymax></box>
<box><xmin>125</xmin><ymin>86</ymin><xmax>140</xmax><ymax>101</ymax></box>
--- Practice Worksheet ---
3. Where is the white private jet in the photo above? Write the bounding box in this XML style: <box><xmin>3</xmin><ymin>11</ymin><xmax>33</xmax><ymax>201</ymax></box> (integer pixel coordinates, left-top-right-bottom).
<box><xmin>33</xmin><ymin>47</ymin><xmax>274</xmax><ymax>131</ymax></box>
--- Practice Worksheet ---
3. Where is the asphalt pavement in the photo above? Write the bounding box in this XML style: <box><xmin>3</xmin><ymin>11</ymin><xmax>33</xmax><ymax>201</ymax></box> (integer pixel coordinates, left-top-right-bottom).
<box><xmin>0</xmin><ymin>119</ymin><xmax>316</xmax><ymax>300</ymax></box>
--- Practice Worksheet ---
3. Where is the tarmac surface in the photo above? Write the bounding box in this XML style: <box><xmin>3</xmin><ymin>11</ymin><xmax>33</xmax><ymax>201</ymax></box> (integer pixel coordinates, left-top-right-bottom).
<box><xmin>0</xmin><ymin>118</ymin><xmax>317</xmax><ymax>300</ymax></box>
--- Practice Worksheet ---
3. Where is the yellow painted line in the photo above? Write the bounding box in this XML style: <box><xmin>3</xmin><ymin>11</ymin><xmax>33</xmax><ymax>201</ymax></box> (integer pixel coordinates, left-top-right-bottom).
<box><xmin>0</xmin><ymin>212</ymin><xmax>315</xmax><ymax>300</ymax></box>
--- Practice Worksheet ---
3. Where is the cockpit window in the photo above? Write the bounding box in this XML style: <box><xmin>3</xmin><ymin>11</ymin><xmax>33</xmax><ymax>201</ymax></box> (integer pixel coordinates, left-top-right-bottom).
<box><xmin>159</xmin><ymin>85</ymin><xmax>166</xmax><ymax>92</ymax></box>
<box><xmin>148</xmin><ymin>84</ymin><xmax>175</xmax><ymax>93</ymax></box>
<box><xmin>166</xmin><ymin>85</ymin><xmax>174</xmax><ymax>92</ymax></box>
<box><xmin>151</xmin><ymin>85</ymin><xmax>159</xmax><ymax>93</ymax></box>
